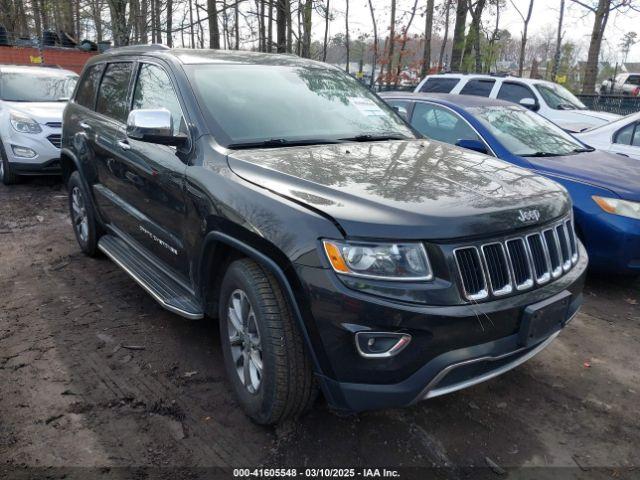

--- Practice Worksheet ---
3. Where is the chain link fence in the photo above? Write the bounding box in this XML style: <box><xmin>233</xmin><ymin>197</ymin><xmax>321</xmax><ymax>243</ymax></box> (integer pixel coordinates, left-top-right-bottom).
<box><xmin>576</xmin><ymin>94</ymin><xmax>640</xmax><ymax>116</ymax></box>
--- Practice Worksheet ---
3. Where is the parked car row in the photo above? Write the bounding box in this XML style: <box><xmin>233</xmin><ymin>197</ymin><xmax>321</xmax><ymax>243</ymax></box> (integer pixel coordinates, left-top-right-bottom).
<box><xmin>0</xmin><ymin>53</ymin><xmax>636</xmax><ymax>425</ymax></box>
<box><xmin>415</xmin><ymin>73</ymin><xmax>621</xmax><ymax>133</ymax></box>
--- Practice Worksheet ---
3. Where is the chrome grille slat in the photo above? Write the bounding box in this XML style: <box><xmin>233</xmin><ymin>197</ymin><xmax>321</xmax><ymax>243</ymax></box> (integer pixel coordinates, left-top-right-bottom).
<box><xmin>454</xmin><ymin>215</ymin><xmax>578</xmax><ymax>301</ymax></box>
<box><xmin>47</xmin><ymin>134</ymin><xmax>62</xmax><ymax>148</ymax></box>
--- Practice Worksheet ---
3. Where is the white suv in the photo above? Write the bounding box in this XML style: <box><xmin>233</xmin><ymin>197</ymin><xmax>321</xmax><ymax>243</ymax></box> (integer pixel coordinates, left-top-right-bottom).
<box><xmin>0</xmin><ymin>65</ymin><xmax>78</xmax><ymax>185</ymax></box>
<box><xmin>414</xmin><ymin>74</ymin><xmax>620</xmax><ymax>133</ymax></box>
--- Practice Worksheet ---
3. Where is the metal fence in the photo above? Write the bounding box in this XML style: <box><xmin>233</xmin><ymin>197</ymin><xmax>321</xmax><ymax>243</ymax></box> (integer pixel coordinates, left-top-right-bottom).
<box><xmin>576</xmin><ymin>94</ymin><xmax>640</xmax><ymax>116</ymax></box>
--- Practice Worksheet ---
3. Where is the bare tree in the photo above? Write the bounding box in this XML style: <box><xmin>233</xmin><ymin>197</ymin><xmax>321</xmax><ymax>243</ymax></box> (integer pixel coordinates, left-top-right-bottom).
<box><xmin>511</xmin><ymin>0</ymin><xmax>534</xmax><ymax>76</ymax></box>
<box><xmin>367</xmin><ymin>0</ymin><xmax>378</xmax><ymax>87</ymax></box>
<box><xmin>438</xmin><ymin>0</ymin><xmax>453</xmax><ymax>70</ymax></box>
<box><xmin>464</xmin><ymin>0</ymin><xmax>486</xmax><ymax>73</ymax></box>
<box><xmin>551</xmin><ymin>0</ymin><xmax>564</xmax><ymax>81</ymax></box>
<box><xmin>208</xmin><ymin>0</ymin><xmax>220</xmax><ymax>48</ymax></box>
<box><xmin>322</xmin><ymin>0</ymin><xmax>330</xmax><ymax>61</ymax></box>
<box><xmin>450</xmin><ymin>0</ymin><xmax>468</xmax><ymax>71</ymax></box>
<box><xmin>420</xmin><ymin>0</ymin><xmax>435</xmax><ymax>77</ymax></box>
<box><xmin>570</xmin><ymin>0</ymin><xmax>638</xmax><ymax>93</ymax></box>
<box><xmin>385</xmin><ymin>0</ymin><xmax>397</xmax><ymax>86</ymax></box>
<box><xmin>344</xmin><ymin>0</ymin><xmax>350</xmax><ymax>72</ymax></box>
<box><xmin>107</xmin><ymin>0</ymin><xmax>132</xmax><ymax>46</ymax></box>
<box><xmin>300</xmin><ymin>0</ymin><xmax>312</xmax><ymax>57</ymax></box>
<box><xmin>394</xmin><ymin>0</ymin><xmax>419</xmax><ymax>86</ymax></box>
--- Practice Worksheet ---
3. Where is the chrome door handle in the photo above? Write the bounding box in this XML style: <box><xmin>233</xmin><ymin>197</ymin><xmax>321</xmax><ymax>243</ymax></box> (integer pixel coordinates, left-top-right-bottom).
<box><xmin>117</xmin><ymin>140</ymin><xmax>131</xmax><ymax>151</ymax></box>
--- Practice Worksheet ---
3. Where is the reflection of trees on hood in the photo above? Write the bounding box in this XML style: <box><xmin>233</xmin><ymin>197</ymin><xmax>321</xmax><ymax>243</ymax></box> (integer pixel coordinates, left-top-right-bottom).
<box><xmin>236</xmin><ymin>140</ymin><xmax>552</xmax><ymax>209</ymax></box>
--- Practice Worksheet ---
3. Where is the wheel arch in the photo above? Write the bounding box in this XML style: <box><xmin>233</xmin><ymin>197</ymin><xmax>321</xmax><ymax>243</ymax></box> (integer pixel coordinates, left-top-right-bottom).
<box><xmin>198</xmin><ymin>231</ymin><xmax>332</xmax><ymax>382</ymax></box>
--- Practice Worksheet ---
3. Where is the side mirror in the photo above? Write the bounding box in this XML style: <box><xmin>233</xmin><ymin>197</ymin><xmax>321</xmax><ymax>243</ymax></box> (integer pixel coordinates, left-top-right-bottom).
<box><xmin>126</xmin><ymin>109</ymin><xmax>187</xmax><ymax>146</ymax></box>
<box><xmin>519</xmin><ymin>97</ymin><xmax>539</xmax><ymax>111</ymax></box>
<box><xmin>456</xmin><ymin>139</ymin><xmax>488</xmax><ymax>154</ymax></box>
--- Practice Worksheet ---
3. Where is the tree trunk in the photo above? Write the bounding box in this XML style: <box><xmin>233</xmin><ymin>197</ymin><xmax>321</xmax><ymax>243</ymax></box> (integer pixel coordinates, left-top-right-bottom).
<box><xmin>189</xmin><ymin>0</ymin><xmax>195</xmax><ymax>47</ymax></box>
<box><xmin>517</xmin><ymin>0</ymin><xmax>535</xmax><ymax>77</ymax></box>
<box><xmin>32</xmin><ymin>0</ymin><xmax>43</xmax><ymax>37</ymax></box>
<box><xmin>276</xmin><ymin>0</ymin><xmax>286</xmax><ymax>52</ymax></box>
<box><xmin>208</xmin><ymin>0</ymin><xmax>220</xmax><ymax>48</ymax></box>
<box><xmin>385</xmin><ymin>0</ymin><xmax>396</xmax><ymax>87</ymax></box>
<box><xmin>322</xmin><ymin>0</ymin><xmax>330</xmax><ymax>61</ymax></box>
<box><xmin>90</xmin><ymin>0</ymin><xmax>103</xmax><ymax>42</ymax></box>
<box><xmin>234</xmin><ymin>0</ymin><xmax>239</xmax><ymax>49</ymax></box>
<box><xmin>344</xmin><ymin>0</ymin><xmax>349</xmax><ymax>72</ymax></box>
<box><xmin>581</xmin><ymin>0</ymin><xmax>610</xmax><ymax>94</ymax></box>
<box><xmin>551</xmin><ymin>0</ymin><xmax>564</xmax><ymax>81</ymax></box>
<box><xmin>394</xmin><ymin>0</ymin><xmax>418</xmax><ymax>87</ymax></box>
<box><xmin>450</xmin><ymin>0</ymin><xmax>467</xmax><ymax>72</ymax></box>
<box><xmin>301</xmin><ymin>0</ymin><xmax>312</xmax><ymax>57</ymax></box>
<box><xmin>420</xmin><ymin>0</ymin><xmax>435</xmax><ymax>77</ymax></box>
<box><xmin>267</xmin><ymin>0</ymin><xmax>273</xmax><ymax>51</ymax></box>
<box><xmin>367</xmin><ymin>0</ymin><xmax>378</xmax><ymax>87</ymax></box>
<box><xmin>107</xmin><ymin>0</ymin><xmax>131</xmax><ymax>46</ymax></box>
<box><xmin>438</xmin><ymin>0</ymin><xmax>452</xmax><ymax>71</ymax></box>
<box><xmin>166</xmin><ymin>0</ymin><xmax>173</xmax><ymax>46</ymax></box>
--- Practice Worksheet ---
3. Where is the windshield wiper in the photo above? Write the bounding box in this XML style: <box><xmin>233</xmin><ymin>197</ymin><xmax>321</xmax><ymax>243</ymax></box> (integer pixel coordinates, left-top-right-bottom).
<box><xmin>227</xmin><ymin>138</ymin><xmax>342</xmax><ymax>149</ymax></box>
<box><xmin>339</xmin><ymin>133</ymin><xmax>409</xmax><ymax>142</ymax></box>
<box><xmin>521</xmin><ymin>151</ymin><xmax>564</xmax><ymax>157</ymax></box>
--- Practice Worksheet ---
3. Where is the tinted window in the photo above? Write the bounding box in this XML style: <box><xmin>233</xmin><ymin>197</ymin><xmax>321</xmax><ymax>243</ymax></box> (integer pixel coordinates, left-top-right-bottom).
<box><xmin>75</xmin><ymin>64</ymin><xmax>104</xmax><ymax>109</ymax></box>
<box><xmin>0</xmin><ymin>70</ymin><xmax>77</xmax><ymax>102</ymax></box>
<box><xmin>614</xmin><ymin>123</ymin><xmax>634</xmax><ymax>145</ymax></box>
<box><xmin>459</xmin><ymin>79</ymin><xmax>495</xmax><ymax>97</ymax></box>
<box><xmin>419</xmin><ymin>77</ymin><xmax>460</xmax><ymax>93</ymax></box>
<box><xmin>497</xmin><ymin>82</ymin><xmax>535</xmax><ymax>104</ymax></box>
<box><xmin>385</xmin><ymin>99</ymin><xmax>410</xmax><ymax>120</ymax></box>
<box><xmin>411</xmin><ymin>102</ymin><xmax>480</xmax><ymax>144</ymax></box>
<box><xmin>132</xmin><ymin>64</ymin><xmax>186</xmax><ymax>135</ymax></box>
<box><xmin>189</xmin><ymin>64</ymin><xmax>414</xmax><ymax>147</ymax></box>
<box><xmin>96</xmin><ymin>62</ymin><xmax>133</xmax><ymax>123</ymax></box>
<box><xmin>633</xmin><ymin>126</ymin><xmax>640</xmax><ymax>147</ymax></box>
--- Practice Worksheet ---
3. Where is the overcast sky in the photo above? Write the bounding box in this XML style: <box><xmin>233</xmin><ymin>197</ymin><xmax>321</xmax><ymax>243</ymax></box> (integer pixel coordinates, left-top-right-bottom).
<box><xmin>311</xmin><ymin>1</ymin><xmax>640</xmax><ymax>64</ymax></box>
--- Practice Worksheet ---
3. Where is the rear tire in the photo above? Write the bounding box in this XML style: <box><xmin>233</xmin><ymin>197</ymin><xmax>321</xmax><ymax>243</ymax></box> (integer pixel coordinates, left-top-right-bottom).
<box><xmin>67</xmin><ymin>171</ymin><xmax>100</xmax><ymax>256</ymax></box>
<box><xmin>0</xmin><ymin>141</ymin><xmax>19</xmax><ymax>185</ymax></box>
<box><xmin>219</xmin><ymin>258</ymin><xmax>317</xmax><ymax>424</ymax></box>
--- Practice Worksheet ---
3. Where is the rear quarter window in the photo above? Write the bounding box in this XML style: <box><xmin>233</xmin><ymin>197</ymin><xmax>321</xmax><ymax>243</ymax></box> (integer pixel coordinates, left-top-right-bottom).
<box><xmin>74</xmin><ymin>64</ymin><xmax>105</xmax><ymax>109</ymax></box>
<box><xmin>459</xmin><ymin>79</ymin><xmax>495</xmax><ymax>97</ymax></box>
<box><xmin>419</xmin><ymin>77</ymin><xmax>460</xmax><ymax>93</ymax></box>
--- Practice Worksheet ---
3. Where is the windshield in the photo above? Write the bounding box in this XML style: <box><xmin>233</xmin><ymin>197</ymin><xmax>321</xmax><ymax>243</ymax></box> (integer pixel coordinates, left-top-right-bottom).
<box><xmin>535</xmin><ymin>83</ymin><xmax>587</xmax><ymax>110</ymax></box>
<box><xmin>1</xmin><ymin>70</ymin><xmax>78</xmax><ymax>102</ymax></box>
<box><xmin>469</xmin><ymin>105</ymin><xmax>586</xmax><ymax>156</ymax></box>
<box><xmin>188</xmin><ymin>64</ymin><xmax>414</xmax><ymax>147</ymax></box>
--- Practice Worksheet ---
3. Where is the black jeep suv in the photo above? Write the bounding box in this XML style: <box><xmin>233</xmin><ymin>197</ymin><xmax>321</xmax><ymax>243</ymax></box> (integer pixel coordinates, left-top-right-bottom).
<box><xmin>62</xmin><ymin>46</ymin><xmax>587</xmax><ymax>424</ymax></box>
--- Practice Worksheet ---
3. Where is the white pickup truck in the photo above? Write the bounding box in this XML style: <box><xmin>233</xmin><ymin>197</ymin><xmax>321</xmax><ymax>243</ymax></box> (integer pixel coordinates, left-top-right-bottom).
<box><xmin>600</xmin><ymin>73</ymin><xmax>640</xmax><ymax>96</ymax></box>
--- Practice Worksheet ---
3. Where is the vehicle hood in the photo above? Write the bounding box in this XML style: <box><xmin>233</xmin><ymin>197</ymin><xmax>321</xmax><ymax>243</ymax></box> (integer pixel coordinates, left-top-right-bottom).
<box><xmin>4</xmin><ymin>101</ymin><xmax>65</xmax><ymax>125</ymax></box>
<box><xmin>556</xmin><ymin>110</ymin><xmax>620</xmax><ymax>132</ymax></box>
<box><xmin>228</xmin><ymin>139</ymin><xmax>571</xmax><ymax>240</ymax></box>
<box><xmin>525</xmin><ymin>149</ymin><xmax>640</xmax><ymax>202</ymax></box>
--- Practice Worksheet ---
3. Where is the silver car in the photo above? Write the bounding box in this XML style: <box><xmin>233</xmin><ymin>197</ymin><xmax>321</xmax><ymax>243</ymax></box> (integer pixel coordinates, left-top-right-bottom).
<box><xmin>0</xmin><ymin>65</ymin><xmax>78</xmax><ymax>185</ymax></box>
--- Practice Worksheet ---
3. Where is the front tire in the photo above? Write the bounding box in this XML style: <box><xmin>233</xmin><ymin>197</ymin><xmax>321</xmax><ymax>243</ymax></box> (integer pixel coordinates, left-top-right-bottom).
<box><xmin>0</xmin><ymin>141</ymin><xmax>18</xmax><ymax>185</ymax></box>
<box><xmin>67</xmin><ymin>171</ymin><xmax>100</xmax><ymax>256</ymax></box>
<box><xmin>219</xmin><ymin>259</ymin><xmax>317</xmax><ymax>424</ymax></box>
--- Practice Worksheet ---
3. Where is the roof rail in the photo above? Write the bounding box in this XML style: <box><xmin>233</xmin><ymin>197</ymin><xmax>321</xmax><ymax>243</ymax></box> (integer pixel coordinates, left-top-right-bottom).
<box><xmin>102</xmin><ymin>44</ymin><xmax>170</xmax><ymax>55</ymax></box>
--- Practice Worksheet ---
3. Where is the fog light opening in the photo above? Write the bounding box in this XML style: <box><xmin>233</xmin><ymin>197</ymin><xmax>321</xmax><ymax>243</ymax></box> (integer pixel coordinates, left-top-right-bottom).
<box><xmin>11</xmin><ymin>145</ymin><xmax>37</xmax><ymax>158</ymax></box>
<box><xmin>355</xmin><ymin>331</ymin><xmax>412</xmax><ymax>358</ymax></box>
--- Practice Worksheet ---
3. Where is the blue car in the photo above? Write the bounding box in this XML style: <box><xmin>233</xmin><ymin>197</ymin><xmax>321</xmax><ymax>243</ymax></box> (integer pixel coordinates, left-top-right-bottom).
<box><xmin>380</xmin><ymin>92</ymin><xmax>640</xmax><ymax>275</ymax></box>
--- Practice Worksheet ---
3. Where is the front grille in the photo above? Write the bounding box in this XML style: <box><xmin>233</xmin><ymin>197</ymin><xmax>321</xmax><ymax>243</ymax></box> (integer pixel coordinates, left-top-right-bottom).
<box><xmin>454</xmin><ymin>215</ymin><xmax>579</xmax><ymax>302</ymax></box>
<box><xmin>46</xmin><ymin>121</ymin><xmax>62</xmax><ymax>129</ymax></box>
<box><xmin>454</xmin><ymin>247</ymin><xmax>487</xmax><ymax>300</ymax></box>
<box><xmin>47</xmin><ymin>134</ymin><xmax>61</xmax><ymax>148</ymax></box>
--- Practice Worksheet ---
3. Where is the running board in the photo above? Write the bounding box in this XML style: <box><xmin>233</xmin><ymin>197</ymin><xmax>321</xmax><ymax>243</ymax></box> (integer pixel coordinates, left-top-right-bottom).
<box><xmin>98</xmin><ymin>235</ymin><xmax>204</xmax><ymax>319</ymax></box>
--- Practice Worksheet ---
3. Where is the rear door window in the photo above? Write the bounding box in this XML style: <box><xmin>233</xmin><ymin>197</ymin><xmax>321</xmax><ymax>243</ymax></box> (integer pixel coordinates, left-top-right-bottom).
<box><xmin>74</xmin><ymin>64</ymin><xmax>104</xmax><ymax>109</ymax></box>
<box><xmin>459</xmin><ymin>79</ymin><xmax>495</xmax><ymax>97</ymax></box>
<box><xmin>419</xmin><ymin>77</ymin><xmax>460</xmax><ymax>93</ymax></box>
<box><xmin>497</xmin><ymin>82</ymin><xmax>535</xmax><ymax>104</ymax></box>
<box><xmin>96</xmin><ymin>62</ymin><xmax>134</xmax><ymax>123</ymax></box>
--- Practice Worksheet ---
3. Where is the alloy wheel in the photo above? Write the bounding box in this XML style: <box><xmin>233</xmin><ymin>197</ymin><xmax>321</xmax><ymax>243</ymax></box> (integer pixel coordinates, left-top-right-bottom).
<box><xmin>71</xmin><ymin>186</ymin><xmax>89</xmax><ymax>244</ymax></box>
<box><xmin>227</xmin><ymin>289</ymin><xmax>263</xmax><ymax>394</ymax></box>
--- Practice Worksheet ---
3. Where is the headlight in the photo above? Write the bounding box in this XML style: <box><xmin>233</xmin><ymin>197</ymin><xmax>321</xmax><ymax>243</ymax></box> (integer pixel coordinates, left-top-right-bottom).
<box><xmin>10</xmin><ymin>113</ymin><xmax>42</xmax><ymax>134</ymax></box>
<box><xmin>593</xmin><ymin>196</ymin><xmax>640</xmax><ymax>220</ymax></box>
<box><xmin>322</xmin><ymin>240</ymin><xmax>433</xmax><ymax>281</ymax></box>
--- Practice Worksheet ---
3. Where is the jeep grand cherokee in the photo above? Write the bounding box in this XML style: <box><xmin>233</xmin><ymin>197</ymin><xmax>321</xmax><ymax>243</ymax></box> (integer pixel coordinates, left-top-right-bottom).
<box><xmin>61</xmin><ymin>46</ymin><xmax>587</xmax><ymax>424</ymax></box>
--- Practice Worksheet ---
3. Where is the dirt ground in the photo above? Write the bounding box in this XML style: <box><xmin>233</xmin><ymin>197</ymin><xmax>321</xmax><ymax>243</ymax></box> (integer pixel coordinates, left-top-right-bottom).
<box><xmin>1</xmin><ymin>178</ymin><xmax>639</xmax><ymax>479</ymax></box>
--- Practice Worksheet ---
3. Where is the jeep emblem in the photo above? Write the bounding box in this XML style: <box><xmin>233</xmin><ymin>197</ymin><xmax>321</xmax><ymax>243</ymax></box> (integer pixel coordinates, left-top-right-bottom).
<box><xmin>517</xmin><ymin>209</ymin><xmax>541</xmax><ymax>223</ymax></box>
